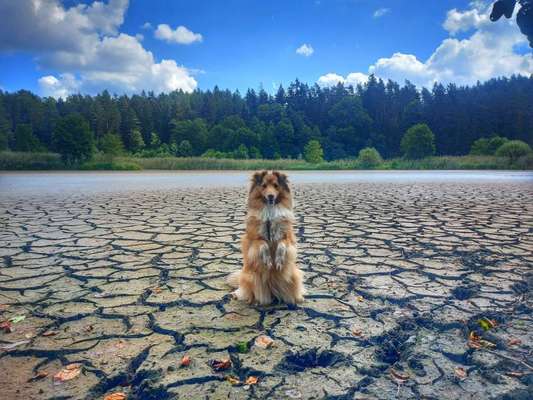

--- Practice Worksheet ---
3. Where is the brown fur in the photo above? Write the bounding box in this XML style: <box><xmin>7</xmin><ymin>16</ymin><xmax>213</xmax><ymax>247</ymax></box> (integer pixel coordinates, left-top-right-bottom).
<box><xmin>227</xmin><ymin>170</ymin><xmax>305</xmax><ymax>305</ymax></box>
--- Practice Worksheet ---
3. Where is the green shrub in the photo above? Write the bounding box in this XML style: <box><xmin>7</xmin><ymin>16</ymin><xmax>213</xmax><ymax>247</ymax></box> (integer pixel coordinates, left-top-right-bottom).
<box><xmin>304</xmin><ymin>140</ymin><xmax>324</xmax><ymax>163</ymax></box>
<box><xmin>495</xmin><ymin>140</ymin><xmax>532</xmax><ymax>162</ymax></box>
<box><xmin>357</xmin><ymin>147</ymin><xmax>383</xmax><ymax>168</ymax></box>
<box><xmin>99</xmin><ymin>133</ymin><xmax>124</xmax><ymax>156</ymax></box>
<box><xmin>401</xmin><ymin>124</ymin><xmax>436</xmax><ymax>159</ymax></box>
<box><xmin>470</xmin><ymin>135</ymin><xmax>509</xmax><ymax>155</ymax></box>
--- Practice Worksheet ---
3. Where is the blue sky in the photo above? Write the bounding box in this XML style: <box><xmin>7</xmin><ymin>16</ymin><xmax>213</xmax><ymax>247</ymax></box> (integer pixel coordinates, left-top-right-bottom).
<box><xmin>0</xmin><ymin>0</ymin><xmax>531</xmax><ymax>97</ymax></box>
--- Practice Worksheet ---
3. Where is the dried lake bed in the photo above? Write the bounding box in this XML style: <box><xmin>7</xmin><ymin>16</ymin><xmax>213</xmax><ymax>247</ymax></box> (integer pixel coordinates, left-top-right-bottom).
<box><xmin>0</xmin><ymin>171</ymin><xmax>532</xmax><ymax>399</ymax></box>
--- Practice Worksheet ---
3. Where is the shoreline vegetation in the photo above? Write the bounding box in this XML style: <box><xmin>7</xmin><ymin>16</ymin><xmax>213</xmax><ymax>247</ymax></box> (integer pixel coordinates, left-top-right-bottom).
<box><xmin>1</xmin><ymin>151</ymin><xmax>532</xmax><ymax>171</ymax></box>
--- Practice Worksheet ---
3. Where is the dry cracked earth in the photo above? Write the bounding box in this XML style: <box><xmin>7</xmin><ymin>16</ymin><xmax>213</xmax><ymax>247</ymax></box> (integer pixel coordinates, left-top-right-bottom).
<box><xmin>0</xmin><ymin>179</ymin><xmax>532</xmax><ymax>400</ymax></box>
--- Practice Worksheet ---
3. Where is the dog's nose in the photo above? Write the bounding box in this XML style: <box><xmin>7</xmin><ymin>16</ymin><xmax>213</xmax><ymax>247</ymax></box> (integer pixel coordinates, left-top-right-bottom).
<box><xmin>267</xmin><ymin>194</ymin><xmax>275</xmax><ymax>204</ymax></box>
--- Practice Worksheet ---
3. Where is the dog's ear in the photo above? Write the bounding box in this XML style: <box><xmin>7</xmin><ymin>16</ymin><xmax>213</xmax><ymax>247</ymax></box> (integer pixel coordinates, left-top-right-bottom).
<box><xmin>251</xmin><ymin>170</ymin><xmax>267</xmax><ymax>189</ymax></box>
<box><xmin>274</xmin><ymin>171</ymin><xmax>290</xmax><ymax>191</ymax></box>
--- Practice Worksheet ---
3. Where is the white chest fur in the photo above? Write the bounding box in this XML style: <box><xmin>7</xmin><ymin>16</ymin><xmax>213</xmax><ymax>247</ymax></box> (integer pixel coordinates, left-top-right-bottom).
<box><xmin>257</xmin><ymin>205</ymin><xmax>294</xmax><ymax>242</ymax></box>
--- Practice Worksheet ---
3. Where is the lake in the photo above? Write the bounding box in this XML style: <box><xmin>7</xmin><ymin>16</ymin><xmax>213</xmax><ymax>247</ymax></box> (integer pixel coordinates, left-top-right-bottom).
<box><xmin>1</xmin><ymin>170</ymin><xmax>532</xmax><ymax>196</ymax></box>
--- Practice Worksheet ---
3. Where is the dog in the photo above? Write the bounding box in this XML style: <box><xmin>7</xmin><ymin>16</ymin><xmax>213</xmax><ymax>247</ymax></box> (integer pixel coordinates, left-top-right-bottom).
<box><xmin>227</xmin><ymin>170</ymin><xmax>305</xmax><ymax>305</ymax></box>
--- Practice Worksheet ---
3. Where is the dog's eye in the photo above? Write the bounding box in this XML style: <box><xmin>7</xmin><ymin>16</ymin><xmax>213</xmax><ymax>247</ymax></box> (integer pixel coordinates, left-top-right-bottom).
<box><xmin>262</xmin><ymin>184</ymin><xmax>267</xmax><ymax>188</ymax></box>
<box><xmin>273</xmin><ymin>183</ymin><xmax>279</xmax><ymax>189</ymax></box>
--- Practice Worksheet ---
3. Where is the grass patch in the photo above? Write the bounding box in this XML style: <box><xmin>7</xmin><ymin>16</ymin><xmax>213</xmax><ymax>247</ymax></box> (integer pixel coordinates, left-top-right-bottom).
<box><xmin>1</xmin><ymin>152</ymin><xmax>531</xmax><ymax>171</ymax></box>
<box><xmin>0</xmin><ymin>151</ymin><xmax>64</xmax><ymax>170</ymax></box>
<box><xmin>80</xmin><ymin>160</ymin><xmax>142</xmax><ymax>171</ymax></box>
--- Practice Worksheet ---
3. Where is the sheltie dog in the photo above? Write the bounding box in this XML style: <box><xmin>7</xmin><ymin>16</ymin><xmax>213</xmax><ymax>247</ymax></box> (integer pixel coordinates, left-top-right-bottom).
<box><xmin>227</xmin><ymin>170</ymin><xmax>305</xmax><ymax>305</ymax></box>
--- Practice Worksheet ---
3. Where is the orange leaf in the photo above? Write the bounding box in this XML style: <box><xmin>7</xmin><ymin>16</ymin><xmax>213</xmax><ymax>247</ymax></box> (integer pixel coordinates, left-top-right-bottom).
<box><xmin>356</xmin><ymin>296</ymin><xmax>364</xmax><ymax>302</ymax></box>
<box><xmin>454</xmin><ymin>367</ymin><xmax>467</xmax><ymax>380</ymax></box>
<box><xmin>245</xmin><ymin>376</ymin><xmax>258</xmax><ymax>385</ymax></box>
<box><xmin>42</xmin><ymin>330</ymin><xmax>59</xmax><ymax>337</ymax></box>
<box><xmin>53</xmin><ymin>364</ymin><xmax>81</xmax><ymax>383</ymax></box>
<box><xmin>351</xmin><ymin>328</ymin><xmax>363</xmax><ymax>337</ymax></box>
<box><xmin>180</xmin><ymin>355</ymin><xmax>191</xmax><ymax>367</ymax></box>
<box><xmin>254</xmin><ymin>335</ymin><xmax>274</xmax><ymax>349</ymax></box>
<box><xmin>469</xmin><ymin>331</ymin><xmax>480</xmax><ymax>342</ymax></box>
<box><xmin>209</xmin><ymin>358</ymin><xmax>231</xmax><ymax>372</ymax></box>
<box><xmin>104</xmin><ymin>393</ymin><xmax>127</xmax><ymax>400</ymax></box>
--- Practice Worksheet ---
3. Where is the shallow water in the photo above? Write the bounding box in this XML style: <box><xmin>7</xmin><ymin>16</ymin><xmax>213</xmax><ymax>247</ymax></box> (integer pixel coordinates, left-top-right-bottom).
<box><xmin>1</xmin><ymin>170</ymin><xmax>531</xmax><ymax>196</ymax></box>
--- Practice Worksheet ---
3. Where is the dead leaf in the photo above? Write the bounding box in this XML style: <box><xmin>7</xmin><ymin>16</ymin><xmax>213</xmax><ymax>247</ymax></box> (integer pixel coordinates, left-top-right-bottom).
<box><xmin>104</xmin><ymin>393</ymin><xmax>127</xmax><ymax>400</ymax></box>
<box><xmin>1</xmin><ymin>340</ymin><xmax>30</xmax><ymax>351</ymax></box>
<box><xmin>479</xmin><ymin>339</ymin><xmax>496</xmax><ymax>348</ymax></box>
<box><xmin>84</xmin><ymin>325</ymin><xmax>94</xmax><ymax>333</ymax></box>
<box><xmin>180</xmin><ymin>355</ymin><xmax>191</xmax><ymax>367</ymax></box>
<box><xmin>42</xmin><ymin>330</ymin><xmax>59</xmax><ymax>337</ymax></box>
<box><xmin>0</xmin><ymin>320</ymin><xmax>13</xmax><ymax>333</ymax></box>
<box><xmin>390</xmin><ymin>368</ymin><xmax>409</xmax><ymax>382</ymax></box>
<box><xmin>506</xmin><ymin>371</ymin><xmax>525</xmax><ymax>378</ymax></box>
<box><xmin>507</xmin><ymin>338</ymin><xmax>522</xmax><ymax>346</ymax></box>
<box><xmin>9</xmin><ymin>315</ymin><xmax>26</xmax><ymax>324</ymax></box>
<box><xmin>208</xmin><ymin>358</ymin><xmax>231</xmax><ymax>372</ymax></box>
<box><xmin>245</xmin><ymin>376</ymin><xmax>258</xmax><ymax>385</ymax></box>
<box><xmin>29</xmin><ymin>371</ymin><xmax>48</xmax><ymax>381</ymax></box>
<box><xmin>153</xmin><ymin>287</ymin><xmax>162</xmax><ymax>294</ymax></box>
<box><xmin>254</xmin><ymin>335</ymin><xmax>274</xmax><ymax>349</ymax></box>
<box><xmin>454</xmin><ymin>367</ymin><xmax>467</xmax><ymax>380</ymax></box>
<box><xmin>356</xmin><ymin>296</ymin><xmax>364</xmax><ymax>302</ymax></box>
<box><xmin>53</xmin><ymin>363</ymin><xmax>81</xmax><ymax>383</ymax></box>
<box><xmin>0</xmin><ymin>304</ymin><xmax>10</xmax><ymax>312</ymax></box>
<box><xmin>351</xmin><ymin>328</ymin><xmax>363</xmax><ymax>337</ymax></box>
<box><xmin>468</xmin><ymin>341</ymin><xmax>482</xmax><ymax>349</ymax></box>
<box><xmin>478</xmin><ymin>318</ymin><xmax>497</xmax><ymax>331</ymax></box>
<box><xmin>469</xmin><ymin>331</ymin><xmax>480</xmax><ymax>342</ymax></box>
<box><xmin>225</xmin><ymin>375</ymin><xmax>240</xmax><ymax>385</ymax></box>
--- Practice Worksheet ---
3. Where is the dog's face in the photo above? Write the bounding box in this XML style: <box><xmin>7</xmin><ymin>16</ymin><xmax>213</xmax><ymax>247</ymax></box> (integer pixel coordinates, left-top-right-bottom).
<box><xmin>249</xmin><ymin>170</ymin><xmax>290</xmax><ymax>206</ymax></box>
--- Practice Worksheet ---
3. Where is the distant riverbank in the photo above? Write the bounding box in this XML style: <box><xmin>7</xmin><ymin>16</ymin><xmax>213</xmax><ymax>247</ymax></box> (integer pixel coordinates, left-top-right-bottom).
<box><xmin>1</xmin><ymin>151</ymin><xmax>532</xmax><ymax>171</ymax></box>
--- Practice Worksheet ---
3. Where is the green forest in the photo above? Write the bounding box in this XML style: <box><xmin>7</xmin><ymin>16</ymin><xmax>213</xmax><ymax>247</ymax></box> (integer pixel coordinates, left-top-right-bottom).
<box><xmin>0</xmin><ymin>75</ymin><xmax>532</xmax><ymax>169</ymax></box>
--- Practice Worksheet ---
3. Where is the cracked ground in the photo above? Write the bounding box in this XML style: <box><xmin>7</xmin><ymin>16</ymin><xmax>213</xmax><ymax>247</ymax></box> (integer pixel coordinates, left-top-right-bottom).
<box><xmin>0</xmin><ymin>177</ymin><xmax>532</xmax><ymax>399</ymax></box>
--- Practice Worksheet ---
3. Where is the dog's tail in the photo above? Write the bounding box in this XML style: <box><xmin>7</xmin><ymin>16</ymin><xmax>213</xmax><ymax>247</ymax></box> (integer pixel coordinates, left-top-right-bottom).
<box><xmin>226</xmin><ymin>270</ymin><xmax>240</xmax><ymax>288</ymax></box>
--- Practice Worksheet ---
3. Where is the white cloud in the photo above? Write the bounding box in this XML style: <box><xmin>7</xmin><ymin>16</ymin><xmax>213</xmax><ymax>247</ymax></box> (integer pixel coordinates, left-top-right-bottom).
<box><xmin>319</xmin><ymin>3</ymin><xmax>532</xmax><ymax>88</ymax></box>
<box><xmin>154</xmin><ymin>24</ymin><xmax>203</xmax><ymax>45</ymax></box>
<box><xmin>317</xmin><ymin>73</ymin><xmax>345</xmax><ymax>87</ymax></box>
<box><xmin>373</xmin><ymin>8</ymin><xmax>390</xmax><ymax>18</ymax></box>
<box><xmin>296</xmin><ymin>43</ymin><xmax>314</xmax><ymax>57</ymax></box>
<box><xmin>39</xmin><ymin>74</ymin><xmax>80</xmax><ymax>98</ymax></box>
<box><xmin>141</xmin><ymin>22</ymin><xmax>152</xmax><ymax>30</ymax></box>
<box><xmin>317</xmin><ymin>72</ymin><xmax>368</xmax><ymax>88</ymax></box>
<box><xmin>0</xmin><ymin>0</ymin><xmax>198</xmax><ymax>97</ymax></box>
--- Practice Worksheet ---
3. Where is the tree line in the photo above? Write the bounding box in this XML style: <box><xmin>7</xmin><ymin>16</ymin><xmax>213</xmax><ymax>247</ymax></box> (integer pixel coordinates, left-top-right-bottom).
<box><xmin>0</xmin><ymin>75</ymin><xmax>532</xmax><ymax>163</ymax></box>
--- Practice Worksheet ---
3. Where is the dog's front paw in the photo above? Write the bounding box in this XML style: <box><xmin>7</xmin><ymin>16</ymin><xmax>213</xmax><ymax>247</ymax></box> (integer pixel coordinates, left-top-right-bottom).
<box><xmin>275</xmin><ymin>243</ymin><xmax>287</xmax><ymax>270</ymax></box>
<box><xmin>259</xmin><ymin>243</ymin><xmax>272</xmax><ymax>268</ymax></box>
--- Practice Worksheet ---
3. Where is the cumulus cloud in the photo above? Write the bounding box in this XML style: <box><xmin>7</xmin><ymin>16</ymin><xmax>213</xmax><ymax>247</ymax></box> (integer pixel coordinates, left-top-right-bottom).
<box><xmin>296</xmin><ymin>43</ymin><xmax>314</xmax><ymax>57</ymax></box>
<box><xmin>373</xmin><ymin>8</ymin><xmax>390</xmax><ymax>18</ymax></box>
<box><xmin>39</xmin><ymin>74</ymin><xmax>80</xmax><ymax>98</ymax></box>
<box><xmin>317</xmin><ymin>72</ymin><xmax>368</xmax><ymax>88</ymax></box>
<box><xmin>154</xmin><ymin>24</ymin><xmax>203</xmax><ymax>45</ymax></box>
<box><xmin>0</xmin><ymin>0</ymin><xmax>198</xmax><ymax>97</ymax></box>
<box><xmin>141</xmin><ymin>22</ymin><xmax>153</xmax><ymax>30</ymax></box>
<box><xmin>319</xmin><ymin>3</ymin><xmax>532</xmax><ymax>88</ymax></box>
